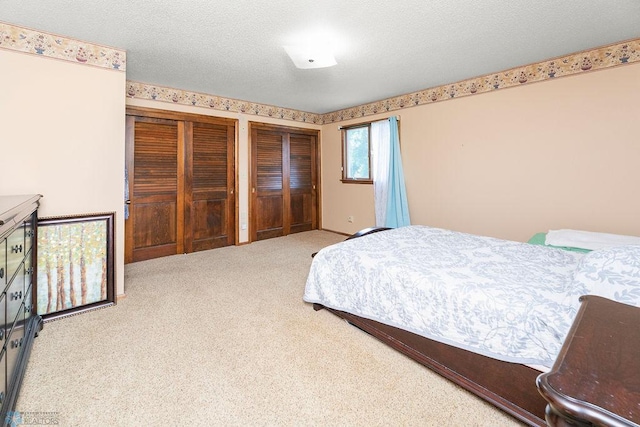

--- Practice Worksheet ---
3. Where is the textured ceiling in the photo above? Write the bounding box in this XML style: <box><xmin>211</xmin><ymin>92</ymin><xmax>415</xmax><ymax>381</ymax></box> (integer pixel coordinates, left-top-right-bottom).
<box><xmin>2</xmin><ymin>1</ymin><xmax>640</xmax><ymax>114</ymax></box>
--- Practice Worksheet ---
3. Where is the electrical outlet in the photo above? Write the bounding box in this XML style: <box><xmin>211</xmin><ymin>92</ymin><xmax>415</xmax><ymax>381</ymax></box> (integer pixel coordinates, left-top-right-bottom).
<box><xmin>347</xmin><ymin>216</ymin><xmax>354</xmax><ymax>223</ymax></box>
<box><xmin>241</xmin><ymin>223</ymin><xmax>247</xmax><ymax>230</ymax></box>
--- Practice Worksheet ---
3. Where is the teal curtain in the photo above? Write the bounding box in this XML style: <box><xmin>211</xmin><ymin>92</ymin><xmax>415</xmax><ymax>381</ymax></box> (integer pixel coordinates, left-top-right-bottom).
<box><xmin>384</xmin><ymin>116</ymin><xmax>410</xmax><ymax>227</ymax></box>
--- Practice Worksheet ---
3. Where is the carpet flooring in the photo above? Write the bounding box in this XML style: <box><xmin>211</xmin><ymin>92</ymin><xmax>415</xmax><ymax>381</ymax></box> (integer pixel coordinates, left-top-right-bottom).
<box><xmin>16</xmin><ymin>230</ymin><xmax>524</xmax><ymax>426</ymax></box>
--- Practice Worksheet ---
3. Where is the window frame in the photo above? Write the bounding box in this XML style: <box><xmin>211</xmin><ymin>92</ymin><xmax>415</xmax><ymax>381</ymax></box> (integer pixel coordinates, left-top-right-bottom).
<box><xmin>341</xmin><ymin>122</ymin><xmax>373</xmax><ymax>184</ymax></box>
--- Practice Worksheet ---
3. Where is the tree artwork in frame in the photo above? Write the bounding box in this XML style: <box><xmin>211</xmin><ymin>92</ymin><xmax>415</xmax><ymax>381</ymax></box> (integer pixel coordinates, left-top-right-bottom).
<box><xmin>37</xmin><ymin>213</ymin><xmax>115</xmax><ymax>321</ymax></box>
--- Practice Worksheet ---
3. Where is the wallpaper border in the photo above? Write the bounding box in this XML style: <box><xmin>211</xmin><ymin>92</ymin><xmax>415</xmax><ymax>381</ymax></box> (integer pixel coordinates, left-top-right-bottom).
<box><xmin>0</xmin><ymin>21</ymin><xmax>126</xmax><ymax>72</ymax></box>
<box><xmin>128</xmin><ymin>38</ymin><xmax>639</xmax><ymax>125</ymax></box>
<box><xmin>125</xmin><ymin>81</ymin><xmax>323</xmax><ymax>124</ymax></box>
<box><xmin>3</xmin><ymin>20</ymin><xmax>637</xmax><ymax>124</ymax></box>
<box><xmin>322</xmin><ymin>38</ymin><xmax>640</xmax><ymax>124</ymax></box>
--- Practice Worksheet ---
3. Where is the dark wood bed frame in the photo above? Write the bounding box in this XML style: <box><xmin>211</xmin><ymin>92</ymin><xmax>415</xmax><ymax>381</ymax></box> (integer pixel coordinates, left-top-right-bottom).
<box><xmin>312</xmin><ymin>227</ymin><xmax>547</xmax><ymax>426</ymax></box>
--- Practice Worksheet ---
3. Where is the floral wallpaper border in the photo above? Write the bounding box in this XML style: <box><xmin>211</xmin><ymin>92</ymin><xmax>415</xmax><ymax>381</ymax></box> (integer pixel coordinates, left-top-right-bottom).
<box><xmin>126</xmin><ymin>81</ymin><xmax>323</xmax><ymax>124</ymax></box>
<box><xmin>322</xmin><ymin>38</ymin><xmax>640</xmax><ymax>124</ymax></box>
<box><xmin>128</xmin><ymin>38</ymin><xmax>639</xmax><ymax>125</ymax></box>
<box><xmin>0</xmin><ymin>22</ymin><xmax>126</xmax><ymax>71</ymax></box>
<box><xmin>3</xmin><ymin>20</ymin><xmax>637</xmax><ymax>125</ymax></box>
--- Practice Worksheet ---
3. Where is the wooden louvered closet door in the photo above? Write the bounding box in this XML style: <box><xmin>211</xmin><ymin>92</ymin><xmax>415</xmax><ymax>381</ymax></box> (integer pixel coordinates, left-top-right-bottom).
<box><xmin>126</xmin><ymin>116</ymin><xmax>182</xmax><ymax>262</ymax></box>
<box><xmin>250</xmin><ymin>123</ymin><xmax>318</xmax><ymax>242</ymax></box>
<box><xmin>186</xmin><ymin>122</ymin><xmax>235</xmax><ymax>252</ymax></box>
<box><xmin>253</xmin><ymin>129</ymin><xmax>285</xmax><ymax>240</ymax></box>
<box><xmin>125</xmin><ymin>108</ymin><xmax>236</xmax><ymax>263</ymax></box>
<box><xmin>289</xmin><ymin>133</ymin><xmax>317</xmax><ymax>234</ymax></box>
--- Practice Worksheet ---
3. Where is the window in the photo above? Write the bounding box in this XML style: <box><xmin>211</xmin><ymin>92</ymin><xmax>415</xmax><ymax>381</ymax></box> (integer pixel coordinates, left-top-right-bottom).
<box><xmin>341</xmin><ymin>124</ymin><xmax>372</xmax><ymax>183</ymax></box>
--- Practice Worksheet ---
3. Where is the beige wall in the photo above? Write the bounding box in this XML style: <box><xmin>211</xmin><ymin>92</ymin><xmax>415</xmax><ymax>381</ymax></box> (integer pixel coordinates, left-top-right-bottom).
<box><xmin>321</xmin><ymin>62</ymin><xmax>640</xmax><ymax>242</ymax></box>
<box><xmin>4</xmin><ymin>23</ymin><xmax>638</xmax><ymax>302</ymax></box>
<box><xmin>125</xmin><ymin>98</ymin><xmax>322</xmax><ymax>243</ymax></box>
<box><xmin>1</xmin><ymin>49</ymin><xmax>126</xmax><ymax>295</ymax></box>
<box><xmin>0</xmin><ymin>45</ymin><xmax>320</xmax><ymax>300</ymax></box>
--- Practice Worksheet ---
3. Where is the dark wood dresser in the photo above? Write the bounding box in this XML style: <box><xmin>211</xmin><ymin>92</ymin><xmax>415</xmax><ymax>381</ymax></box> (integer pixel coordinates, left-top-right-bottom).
<box><xmin>537</xmin><ymin>295</ymin><xmax>640</xmax><ymax>427</ymax></box>
<box><xmin>0</xmin><ymin>195</ymin><xmax>43</xmax><ymax>419</ymax></box>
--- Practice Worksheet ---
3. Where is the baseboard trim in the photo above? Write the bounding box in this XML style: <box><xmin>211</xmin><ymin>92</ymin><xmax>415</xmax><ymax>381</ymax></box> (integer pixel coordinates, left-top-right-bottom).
<box><xmin>320</xmin><ymin>228</ymin><xmax>351</xmax><ymax>237</ymax></box>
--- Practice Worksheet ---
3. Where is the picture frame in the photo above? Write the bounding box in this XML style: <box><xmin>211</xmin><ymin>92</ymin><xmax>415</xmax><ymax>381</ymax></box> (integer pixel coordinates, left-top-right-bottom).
<box><xmin>36</xmin><ymin>212</ymin><xmax>115</xmax><ymax>321</ymax></box>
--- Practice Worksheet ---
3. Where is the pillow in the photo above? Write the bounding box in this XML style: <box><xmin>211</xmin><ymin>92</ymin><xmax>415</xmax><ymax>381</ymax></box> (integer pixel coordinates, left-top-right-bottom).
<box><xmin>546</xmin><ymin>229</ymin><xmax>640</xmax><ymax>250</ymax></box>
<box><xmin>527</xmin><ymin>232</ymin><xmax>591</xmax><ymax>253</ymax></box>
<box><xmin>571</xmin><ymin>245</ymin><xmax>640</xmax><ymax>307</ymax></box>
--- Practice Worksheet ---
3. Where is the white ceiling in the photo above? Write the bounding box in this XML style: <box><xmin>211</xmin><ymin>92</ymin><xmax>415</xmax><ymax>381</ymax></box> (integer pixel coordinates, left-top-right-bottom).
<box><xmin>2</xmin><ymin>1</ymin><xmax>639</xmax><ymax>114</ymax></box>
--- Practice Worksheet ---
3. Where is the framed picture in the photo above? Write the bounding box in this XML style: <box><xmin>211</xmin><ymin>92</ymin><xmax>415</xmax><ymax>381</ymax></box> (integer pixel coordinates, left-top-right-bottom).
<box><xmin>37</xmin><ymin>212</ymin><xmax>115</xmax><ymax>321</ymax></box>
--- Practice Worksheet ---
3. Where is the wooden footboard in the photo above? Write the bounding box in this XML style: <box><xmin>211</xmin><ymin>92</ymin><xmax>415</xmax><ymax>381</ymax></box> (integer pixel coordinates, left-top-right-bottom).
<box><xmin>315</xmin><ymin>304</ymin><xmax>546</xmax><ymax>426</ymax></box>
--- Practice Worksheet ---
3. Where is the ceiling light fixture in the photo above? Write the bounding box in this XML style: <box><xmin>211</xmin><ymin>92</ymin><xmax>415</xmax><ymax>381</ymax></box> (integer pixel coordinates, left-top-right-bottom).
<box><xmin>284</xmin><ymin>43</ymin><xmax>337</xmax><ymax>69</ymax></box>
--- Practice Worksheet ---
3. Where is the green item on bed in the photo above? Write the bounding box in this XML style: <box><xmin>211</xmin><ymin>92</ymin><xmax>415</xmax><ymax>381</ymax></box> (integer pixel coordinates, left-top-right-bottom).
<box><xmin>527</xmin><ymin>232</ymin><xmax>591</xmax><ymax>253</ymax></box>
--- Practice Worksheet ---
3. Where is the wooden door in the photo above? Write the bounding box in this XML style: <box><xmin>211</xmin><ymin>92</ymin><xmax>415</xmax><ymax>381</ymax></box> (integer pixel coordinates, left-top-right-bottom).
<box><xmin>252</xmin><ymin>128</ymin><xmax>286</xmax><ymax>241</ymax></box>
<box><xmin>250</xmin><ymin>124</ymin><xmax>318</xmax><ymax>242</ymax></box>
<box><xmin>185</xmin><ymin>121</ymin><xmax>236</xmax><ymax>252</ymax></box>
<box><xmin>289</xmin><ymin>133</ymin><xmax>317</xmax><ymax>234</ymax></box>
<box><xmin>125</xmin><ymin>116</ymin><xmax>183</xmax><ymax>262</ymax></box>
<box><xmin>125</xmin><ymin>107</ymin><xmax>237</xmax><ymax>263</ymax></box>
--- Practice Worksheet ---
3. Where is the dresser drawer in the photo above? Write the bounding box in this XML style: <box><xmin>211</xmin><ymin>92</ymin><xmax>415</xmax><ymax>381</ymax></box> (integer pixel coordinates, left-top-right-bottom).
<box><xmin>0</xmin><ymin>293</ymin><xmax>6</xmax><ymax>345</ymax></box>
<box><xmin>5</xmin><ymin>226</ymin><xmax>25</xmax><ymax>284</ymax></box>
<box><xmin>0</xmin><ymin>347</ymin><xmax>6</xmax><ymax>409</ymax></box>
<box><xmin>6</xmin><ymin>266</ymin><xmax>24</xmax><ymax>327</ymax></box>
<box><xmin>23</xmin><ymin>216</ymin><xmax>35</xmax><ymax>255</ymax></box>
<box><xmin>24</xmin><ymin>251</ymin><xmax>33</xmax><ymax>292</ymax></box>
<box><xmin>5</xmin><ymin>317</ymin><xmax>24</xmax><ymax>387</ymax></box>
<box><xmin>0</xmin><ymin>239</ymin><xmax>6</xmax><ymax>290</ymax></box>
<box><xmin>24</xmin><ymin>283</ymin><xmax>33</xmax><ymax>322</ymax></box>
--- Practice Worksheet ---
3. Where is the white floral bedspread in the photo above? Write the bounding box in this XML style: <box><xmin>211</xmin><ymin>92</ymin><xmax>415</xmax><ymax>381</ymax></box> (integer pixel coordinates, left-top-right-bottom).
<box><xmin>303</xmin><ymin>226</ymin><xmax>588</xmax><ymax>368</ymax></box>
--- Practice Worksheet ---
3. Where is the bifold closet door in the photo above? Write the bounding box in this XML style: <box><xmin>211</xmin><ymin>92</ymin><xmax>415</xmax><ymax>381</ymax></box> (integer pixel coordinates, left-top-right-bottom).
<box><xmin>252</xmin><ymin>129</ymin><xmax>286</xmax><ymax>241</ymax></box>
<box><xmin>186</xmin><ymin>122</ymin><xmax>235</xmax><ymax>252</ymax></box>
<box><xmin>251</xmin><ymin>125</ymin><xmax>318</xmax><ymax>242</ymax></box>
<box><xmin>125</xmin><ymin>111</ymin><xmax>236</xmax><ymax>263</ymax></box>
<box><xmin>125</xmin><ymin>116</ymin><xmax>183</xmax><ymax>262</ymax></box>
<box><xmin>289</xmin><ymin>132</ymin><xmax>317</xmax><ymax>234</ymax></box>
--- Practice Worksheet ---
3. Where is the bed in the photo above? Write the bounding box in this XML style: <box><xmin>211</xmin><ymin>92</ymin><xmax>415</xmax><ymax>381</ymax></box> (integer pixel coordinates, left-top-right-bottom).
<box><xmin>304</xmin><ymin>226</ymin><xmax>640</xmax><ymax>426</ymax></box>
